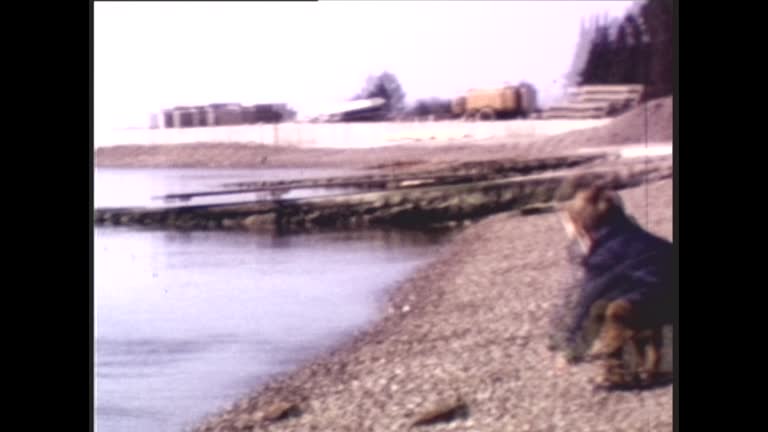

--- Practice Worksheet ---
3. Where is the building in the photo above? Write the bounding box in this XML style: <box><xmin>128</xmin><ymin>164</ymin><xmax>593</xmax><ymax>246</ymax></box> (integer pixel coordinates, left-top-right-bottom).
<box><xmin>160</xmin><ymin>103</ymin><xmax>295</xmax><ymax>128</ymax></box>
<box><xmin>311</xmin><ymin>98</ymin><xmax>388</xmax><ymax>122</ymax></box>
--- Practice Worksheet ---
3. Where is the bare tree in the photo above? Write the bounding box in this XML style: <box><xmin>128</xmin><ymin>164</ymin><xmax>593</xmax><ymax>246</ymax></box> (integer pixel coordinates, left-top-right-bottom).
<box><xmin>352</xmin><ymin>71</ymin><xmax>407</xmax><ymax>120</ymax></box>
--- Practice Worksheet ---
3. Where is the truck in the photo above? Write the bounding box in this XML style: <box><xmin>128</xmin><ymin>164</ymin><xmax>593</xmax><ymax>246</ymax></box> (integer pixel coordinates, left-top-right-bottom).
<box><xmin>452</xmin><ymin>83</ymin><xmax>538</xmax><ymax>120</ymax></box>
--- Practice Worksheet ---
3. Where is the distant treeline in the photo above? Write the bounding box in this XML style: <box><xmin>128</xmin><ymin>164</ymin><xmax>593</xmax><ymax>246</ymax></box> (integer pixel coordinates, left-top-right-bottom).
<box><xmin>568</xmin><ymin>0</ymin><xmax>673</xmax><ymax>101</ymax></box>
<box><xmin>404</xmin><ymin>98</ymin><xmax>454</xmax><ymax>120</ymax></box>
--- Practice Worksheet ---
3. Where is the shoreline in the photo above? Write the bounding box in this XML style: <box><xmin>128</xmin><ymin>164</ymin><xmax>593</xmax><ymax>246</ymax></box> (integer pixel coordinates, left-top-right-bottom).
<box><xmin>93</xmin><ymin>141</ymin><xmax>572</xmax><ymax>171</ymax></box>
<box><xmin>193</xmin><ymin>178</ymin><xmax>673</xmax><ymax>432</ymax></box>
<box><xmin>94</xmin><ymin>97</ymin><xmax>672</xmax><ymax>172</ymax></box>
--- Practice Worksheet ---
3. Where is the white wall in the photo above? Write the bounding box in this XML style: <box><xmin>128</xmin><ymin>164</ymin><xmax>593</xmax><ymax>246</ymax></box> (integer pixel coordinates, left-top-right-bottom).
<box><xmin>94</xmin><ymin>119</ymin><xmax>612</xmax><ymax>149</ymax></box>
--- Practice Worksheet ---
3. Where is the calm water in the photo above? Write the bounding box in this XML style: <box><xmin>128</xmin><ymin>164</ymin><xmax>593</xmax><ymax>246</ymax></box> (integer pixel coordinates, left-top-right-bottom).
<box><xmin>94</xmin><ymin>167</ymin><xmax>361</xmax><ymax>208</ymax></box>
<box><xmin>94</xmin><ymin>168</ymin><xmax>452</xmax><ymax>432</ymax></box>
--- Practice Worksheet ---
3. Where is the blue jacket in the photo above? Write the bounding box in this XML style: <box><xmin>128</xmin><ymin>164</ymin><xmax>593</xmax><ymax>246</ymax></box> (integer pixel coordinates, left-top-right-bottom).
<box><xmin>552</xmin><ymin>216</ymin><xmax>673</xmax><ymax>362</ymax></box>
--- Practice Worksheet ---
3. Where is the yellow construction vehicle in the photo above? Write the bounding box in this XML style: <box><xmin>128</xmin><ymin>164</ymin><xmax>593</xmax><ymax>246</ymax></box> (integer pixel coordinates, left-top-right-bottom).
<box><xmin>452</xmin><ymin>83</ymin><xmax>538</xmax><ymax>120</ymax></box>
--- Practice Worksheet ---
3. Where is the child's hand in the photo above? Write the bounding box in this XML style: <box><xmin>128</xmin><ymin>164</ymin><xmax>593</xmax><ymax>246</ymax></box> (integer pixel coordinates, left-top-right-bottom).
<box><xmin>554</xmin><ymin>354</ymin><xmax>569</xmax><ymax>374</ymax></box>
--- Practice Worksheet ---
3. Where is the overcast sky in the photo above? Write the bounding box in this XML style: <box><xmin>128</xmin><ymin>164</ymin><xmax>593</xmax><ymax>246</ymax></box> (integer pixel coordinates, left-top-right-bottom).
<box><xmin>95</xmin><ymin>1</ymin><xmax>637</xmax><ymax>129</ymax></box>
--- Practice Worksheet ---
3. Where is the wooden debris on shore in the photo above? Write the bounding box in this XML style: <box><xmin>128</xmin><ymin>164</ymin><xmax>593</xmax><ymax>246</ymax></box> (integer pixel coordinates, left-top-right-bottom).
<box><xmin>95</xmin><ymin>155</ymin><xmax>671</xmax><ymax>234</ymax></box>
<box><xmin>411</xmin><ymin>396</ymin><xmax>470</xmax><ymax>427</ymax></box>
<box><xmin>154</xmin><ymin>154</ymin><xmax>606</xmax><ymax>203</ymax></box>
<box><xmin>258</xmin><ymin>401</ymin><xmax>303</xmax><ymax>423</ymax></box>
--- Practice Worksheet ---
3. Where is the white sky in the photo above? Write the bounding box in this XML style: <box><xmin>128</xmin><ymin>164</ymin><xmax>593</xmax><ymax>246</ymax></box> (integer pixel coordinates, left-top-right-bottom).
<box><xmin>95</xmin><ymin>1</ymin><xmax>637</xmax><ymax>129</ymax></box>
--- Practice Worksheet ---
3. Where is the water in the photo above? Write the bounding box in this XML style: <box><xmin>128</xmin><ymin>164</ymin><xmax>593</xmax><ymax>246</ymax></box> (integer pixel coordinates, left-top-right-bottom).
<box><xmin>94</xmin><ymin>167</ymin><xmax>361</xmax><ymax>208</ymax></box>
<box><xmin>94</xmin><ymin>168</ymin><xmax>452</xmax><ymax>432</ymax></box>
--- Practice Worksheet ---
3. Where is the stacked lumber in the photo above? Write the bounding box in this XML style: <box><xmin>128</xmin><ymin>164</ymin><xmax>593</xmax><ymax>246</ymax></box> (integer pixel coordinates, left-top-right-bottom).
<box><xmin>541</xmin><ymin>85</ymin><xmax>644</xmax><ymax>119</ymax></box>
